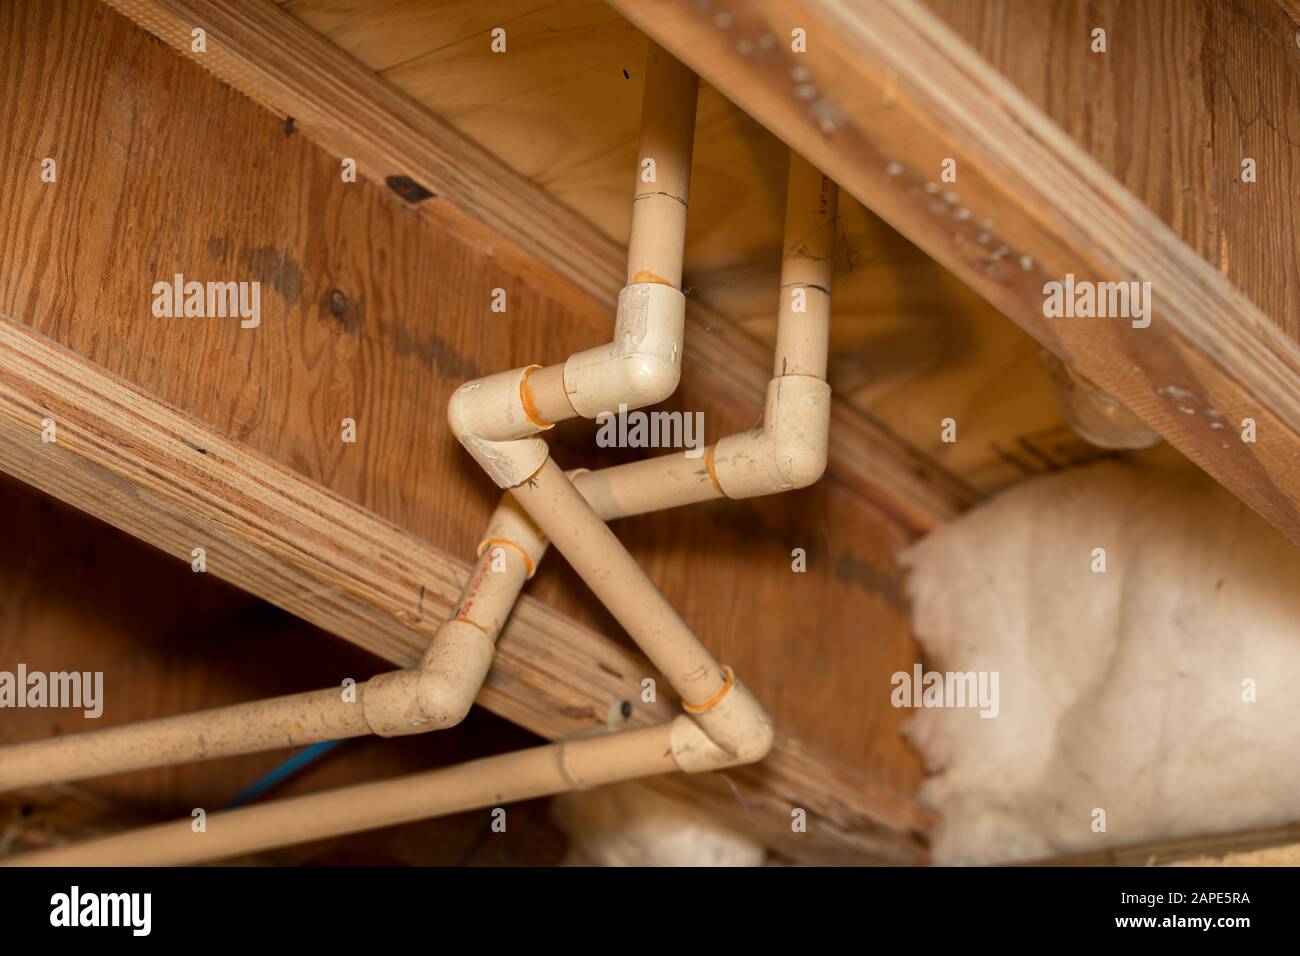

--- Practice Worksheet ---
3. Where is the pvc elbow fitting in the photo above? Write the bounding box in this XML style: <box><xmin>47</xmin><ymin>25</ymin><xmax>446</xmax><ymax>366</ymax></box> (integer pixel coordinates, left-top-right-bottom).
<box><xmin>711</xmin><ymin>375</ymin><xmax>831</xmax><ymax>499</ymax></box>
<box><xmin>359</xmin><ymin>621</ymin><xmax>496</xmax><ymax>737</ymax></box>
<box><xmin>448</xmin><ymin>367</ymin><xmax>550</xmax><ymax>488</ymax></box>
<box><xmin>669</xmin><ymin>678</ymin><xmax>776</xmax><ymax>773</ymax></box>
<box><xmin>413</xmin><ymin>620</ymin><xmax>495</xmax><ymax>728</ymax></box>
<box><xmin>562</xmin><ymin>282</ymin><xmax>685</xmax><ymax>418</ymax></box>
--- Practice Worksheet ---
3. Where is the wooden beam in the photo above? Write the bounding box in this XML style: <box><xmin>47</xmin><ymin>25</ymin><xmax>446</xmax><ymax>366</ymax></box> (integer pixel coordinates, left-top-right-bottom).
<box><xmin>98</xmin><ymin>0</ymin><xmax>977</xmax><ymax>535</ymax></box>
<box><xmin>607</xmin><ymin>0</ymin><xmax>1300</xmax><ymax>546</ymax></box>
<box><xmin>0</xmin><ymin>314</ymin><xmax>929</xmax><ymax>863</ymax></box>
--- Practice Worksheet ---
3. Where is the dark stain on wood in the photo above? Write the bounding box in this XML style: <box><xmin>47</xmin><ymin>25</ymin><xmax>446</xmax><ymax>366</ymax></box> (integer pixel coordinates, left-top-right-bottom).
<box><xmin>240</xmin><ymin>246</ymin><xmax>304</xmax><ymax>308</ymax></box>
<box><xmin>381</xmin><ymin>319</ymin><xmax>479</xmax><ymax>380</ymax></box>
<box><xmin>834</xmin><ymin>551</ymin><xmax>906</xmax><ymax>612</ymax></box>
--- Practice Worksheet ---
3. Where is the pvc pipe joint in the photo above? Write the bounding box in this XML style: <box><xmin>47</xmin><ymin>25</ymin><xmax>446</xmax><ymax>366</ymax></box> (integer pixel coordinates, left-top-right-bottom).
<box><xmin>673</xmin><ymin>675</ymin><xmax>775</xmax><ymax>771</ymax></box>
<box><xmin>562</xmin><ymin>282</ymin><xmax>685</xmax><ymax>418</ymax></box>
<box><xmin>448</xmin><ymin>366</ymin><xmax>551</xmax><ymax>488</ymax></box>
<box><xmin>710</xmin><ymin>374</ymin><xmax>832</xmax><ymax>498</ymax></box>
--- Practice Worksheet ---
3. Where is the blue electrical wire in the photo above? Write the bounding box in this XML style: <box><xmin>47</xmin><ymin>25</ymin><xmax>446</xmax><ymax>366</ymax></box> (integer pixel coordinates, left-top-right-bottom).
<box><xmin>224</xmin><ymin>740</ymin><xmax>343</xmax><ymax>808</ymax></box>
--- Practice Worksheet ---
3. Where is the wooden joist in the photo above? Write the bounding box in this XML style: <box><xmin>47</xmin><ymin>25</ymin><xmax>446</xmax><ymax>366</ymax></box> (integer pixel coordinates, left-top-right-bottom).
<box><xmin>609</xmin><ymin>0</ymin><xmax>1300</xmax><ymax>546</ymax></box>
<box><xmin>99</xmin><ymin>0</ymin><xmax>978</xmax><ymax>535</ymax></box>
<box><xmin>0</xmin><ymin>314</ymin><xmax>929</xmax><ymax>863</ymax></box>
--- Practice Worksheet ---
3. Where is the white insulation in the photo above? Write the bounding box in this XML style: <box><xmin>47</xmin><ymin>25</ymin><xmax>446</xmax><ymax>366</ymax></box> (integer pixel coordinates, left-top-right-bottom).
<box><xmin>902</xmin><ymin>455</ymin><xmax>1300</xmax><ymax>864</ymax></box>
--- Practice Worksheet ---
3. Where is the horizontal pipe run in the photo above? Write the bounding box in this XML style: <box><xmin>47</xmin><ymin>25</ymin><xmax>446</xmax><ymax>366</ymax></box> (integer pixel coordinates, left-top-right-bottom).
<box><xmin>522</xmin><ymin>362</ymin><xmax>575</xmax><ymax>426</ymax></box>
<box><xmin>7</xmin><ymin>723</ymin><xmax>681</xmax><ymax>867</ymax></box>
<box><xmin>512</xmin><ymin>456</ymin><xmax>728</xmax><ymax>709</ymax></box>
<box><xmin>0</xmin><ymin>688</ymin><xmax>373</xmax><ymax>792</ymax></box>
<box><xmin>572</xmin><ymin>450</ymin><xmax>722</xmax><ymax>521</ymax></box>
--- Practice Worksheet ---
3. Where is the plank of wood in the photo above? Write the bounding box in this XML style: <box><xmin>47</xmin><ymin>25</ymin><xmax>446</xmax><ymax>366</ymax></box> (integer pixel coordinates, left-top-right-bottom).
<box><xmin>0</xmin><ymin>313</ymin><xmax>928</xmax><ymax>863</ymax></box>
<box><xmin>923</xmin><ymin>0</ymin><xmax>1300</xmax><ymax>341</ymax></box>
<box><xmin>607</xmin><ymin>0</ymin><xmax>1300</xmax><ymax>546</ymax></box>
<box><xmin>98</xmin><ymin>0</ymin><xmax>978</xmax><ymax>534</ymax></box>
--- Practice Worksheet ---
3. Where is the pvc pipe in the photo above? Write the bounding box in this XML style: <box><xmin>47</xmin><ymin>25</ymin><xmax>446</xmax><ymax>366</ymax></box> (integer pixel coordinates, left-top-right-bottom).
<box><xmin>521</xmin><ymin>362</ymin><xmax>574</xmax><ymax>427</ymax></box>
<box><xmin>512</xmin><ymin>456</ymin><xmax>774</xmax><ymax>758</ymax></box>
<box><xmin>0</xmin><ymin>687</ymin><xmax>372</xmax><ymax>793</ymax></box>
<box><xmin>512</xmin><ymin>455</ymin><xmax>727</xmax><ymax>708</ymax></box>
<box><xmin>558</xmin><ymin>153</ymin><xmax>840</xmax><ymax>511</ymax></box>
<box><xmin>572</xmin><ymin>451</ymin><xmax>722</xmax><ymax>521</ymax></box>
<box><xmin>7</xmin><ymin>722</ymin><xmax>683</xmax><ymax>866</ymax></box>
<box><xmin>561</xmin><ymin>281</ymin><xmax>685</xmax><ymax>419</ymax></box>
<box><xmin>773</xmin><ymin>152</ymin><xmax>837</xmax><ymax>380</ymax></box>
<box><xmin>712</xmin><ymin>154</ymin><xmax>838</xmax><ymax>500</ymax></box>
<box><xmin>626</xmin><ymin>41</ymin><xmax>697</xmax><ymax>289</ymax></box>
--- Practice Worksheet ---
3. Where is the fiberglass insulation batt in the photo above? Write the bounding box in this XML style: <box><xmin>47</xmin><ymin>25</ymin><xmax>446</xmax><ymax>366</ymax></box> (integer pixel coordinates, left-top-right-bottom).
<box><xmin>901</xmin><ymin>455</ymin><xmax>1300</xmax><ymax>864</ymax></box>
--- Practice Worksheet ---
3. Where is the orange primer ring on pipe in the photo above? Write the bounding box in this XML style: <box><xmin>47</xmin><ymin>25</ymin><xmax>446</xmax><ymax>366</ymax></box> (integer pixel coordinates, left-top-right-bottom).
<box><xmin>477</xmin><ymin>537</ymin><xmax>537</xmax><ymax>579</ymax></box>
<box><xmin>519</xmin><ymin>364</ymin><xmax>554</xmax><ymax>430</ymax></box>
<box><xmin>682</xmin><ymin>665</ymin><xmax>735</xmax><ymax>715</ymax></box>
<box><xmin>452</xmin><ymin>614</ymin><xmax>492</xmax><ymax>639</ymax></box>
<box><xmin>703</xmin><ymin>445</ymin><xmax>726</xmax><ymax>497</ymax></box>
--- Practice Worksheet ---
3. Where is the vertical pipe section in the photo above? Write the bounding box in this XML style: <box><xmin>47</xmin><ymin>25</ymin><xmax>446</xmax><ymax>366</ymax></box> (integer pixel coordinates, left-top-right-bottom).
<box><xmin>7</xmin><ymin>723</ymin><xmax>680</xmax><ymax>867</ymax></box>
<box><xmin>773</xmin><ymin>152</ymin><xmax>837</xmax><ymax>380</ymax></box>
<box><xmin>512</xmin><ymin>457</ymin><xmax>727</xmax><ymax>708</ymax></box>
<box><xmin>626</xmin><ymin>42</ymin><xmax>698</xmax><ymax>289</ymax></box>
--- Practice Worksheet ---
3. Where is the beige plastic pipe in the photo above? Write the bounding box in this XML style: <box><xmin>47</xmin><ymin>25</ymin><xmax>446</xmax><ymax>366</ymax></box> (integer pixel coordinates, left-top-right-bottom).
<box><xmin>510</xmin><ymin>458</ymin><xmax>772</xmax><ymax>767</ymax></box>
<box><xmin>6</xmin><ymin>714</ymin><xmax>749</xmax><ymax>867</ymax></box>
<box><xmin>0</xmin><ymin>495</ymin><xmax>546</xmax><ymax>792</ymax></box>
<box><xmin>446</xmin><ymin>154</ymin><xmax>837</xmax><ymax>771</ymax></box>
<box><xmin>710</xmin><ymin>152</ymin><xmax>837</xmax><ymax>498</ymax></box>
